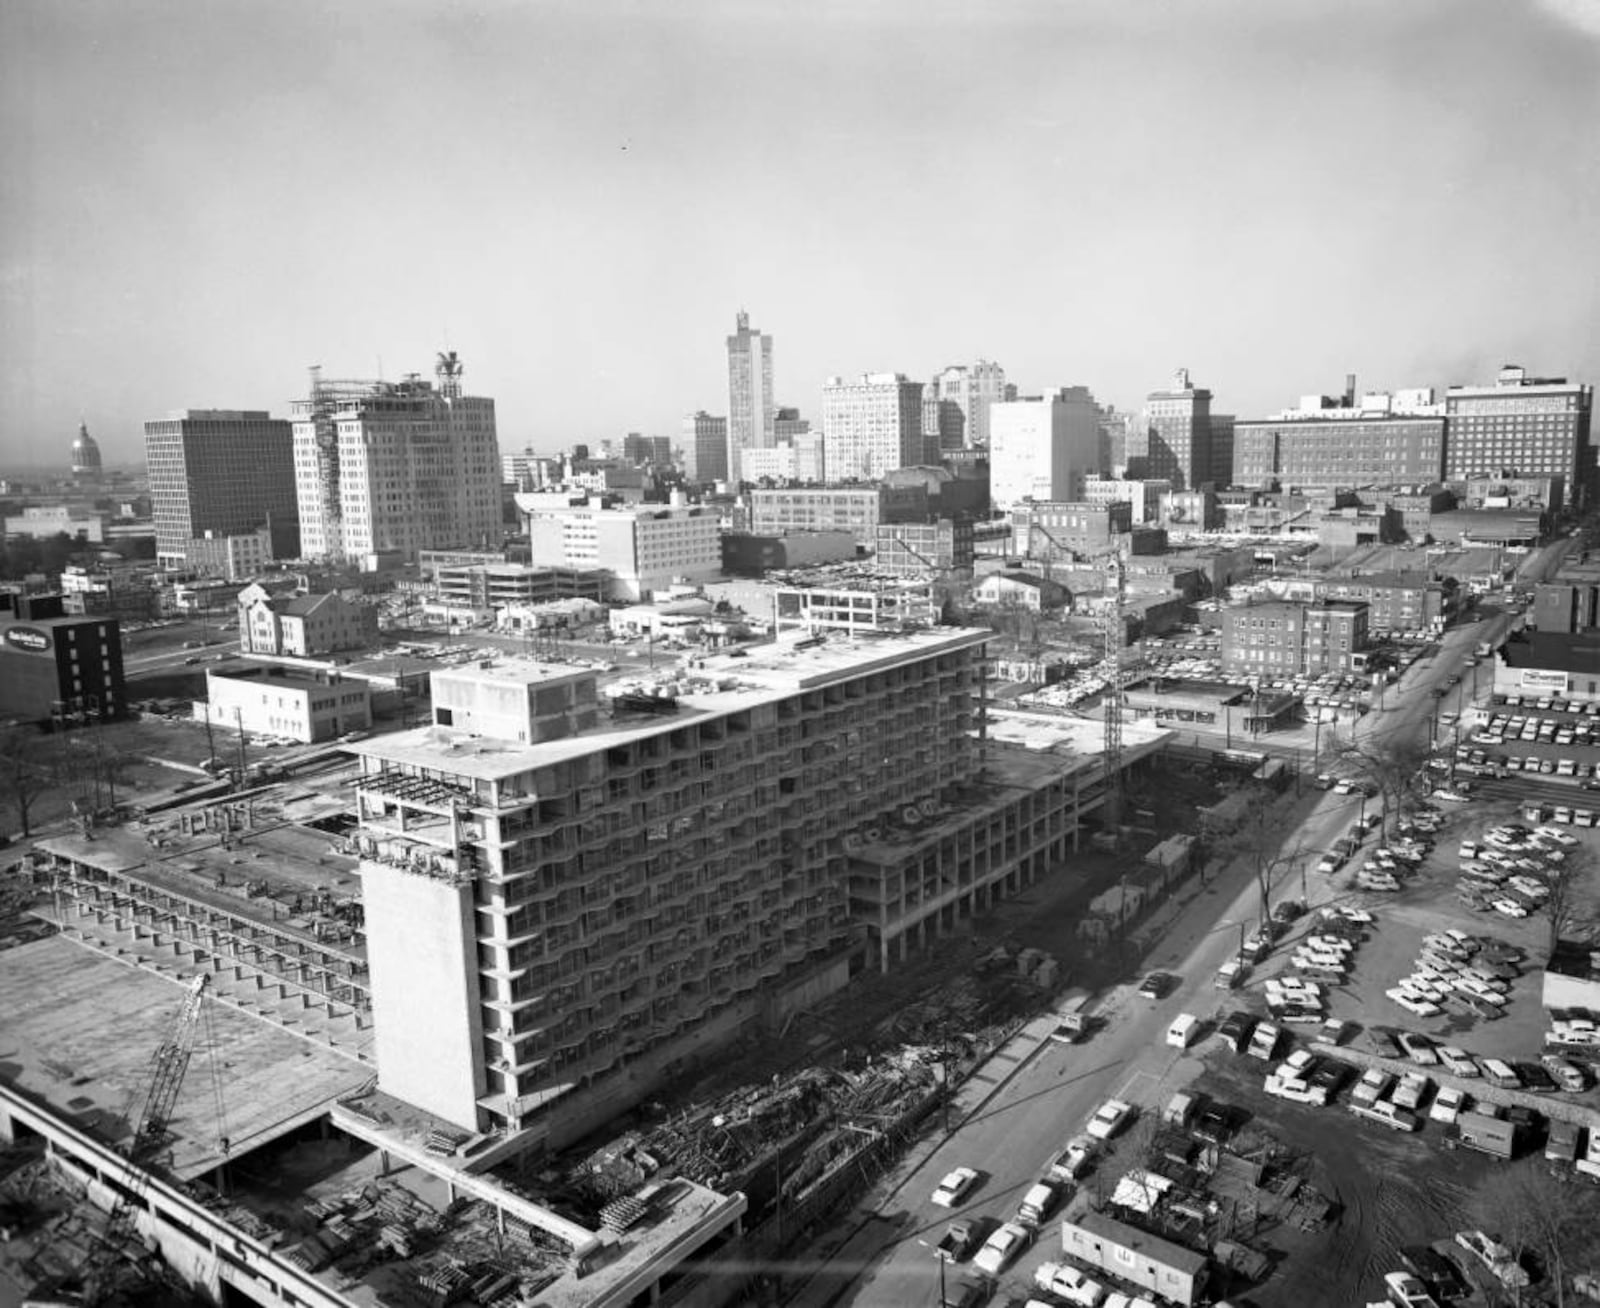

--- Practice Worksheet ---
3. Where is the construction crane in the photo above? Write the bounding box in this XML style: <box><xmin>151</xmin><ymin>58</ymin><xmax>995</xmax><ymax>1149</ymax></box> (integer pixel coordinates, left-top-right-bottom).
<box><xmin>1100</xmin><ymin>547</ymin><xmax>1127</xmax><ymax>833</ymax></box>
<box><xmin>60</xmin><ymin>974</ymin><xmax>222</xmax><ymax>1305</ymax></box>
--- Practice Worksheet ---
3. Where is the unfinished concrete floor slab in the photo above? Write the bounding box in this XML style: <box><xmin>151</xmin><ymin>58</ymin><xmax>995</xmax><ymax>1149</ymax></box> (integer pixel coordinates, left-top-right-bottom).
<box><xmin>0</xmin><ymin>934</ymin><xmax>370</xmax><ymax>1181</ymax></box>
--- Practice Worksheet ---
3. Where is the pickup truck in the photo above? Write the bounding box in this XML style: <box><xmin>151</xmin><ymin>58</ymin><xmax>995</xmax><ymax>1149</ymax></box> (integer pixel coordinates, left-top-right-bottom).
<box><xmin>935</xmin><ymin>1218</ymin><xmax>982</xmax><ymax>1262</ymax></box>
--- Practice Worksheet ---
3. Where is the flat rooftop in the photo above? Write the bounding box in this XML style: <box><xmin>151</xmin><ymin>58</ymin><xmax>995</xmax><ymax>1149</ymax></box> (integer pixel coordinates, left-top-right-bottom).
<box><xmin>0</xmin><ymin>934</ymin><xmax>368</xmax><ymax>1179</ymax></box>
<box><xmin>354</xmin><ymin>628</ymin><xmax>993</xmax><ymax>780</ymax></box>
<box><xmin>985</xmin><ymin>709</ymin><xmax>1172</xmax><ymax>760</ymax></box>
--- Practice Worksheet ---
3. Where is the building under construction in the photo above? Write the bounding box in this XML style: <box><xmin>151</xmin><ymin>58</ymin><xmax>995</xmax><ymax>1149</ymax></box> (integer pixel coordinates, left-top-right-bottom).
<box><xmin>293</xmin><ymin>352</ymin><xmax>503</xmax><ymax>565</ymax></box>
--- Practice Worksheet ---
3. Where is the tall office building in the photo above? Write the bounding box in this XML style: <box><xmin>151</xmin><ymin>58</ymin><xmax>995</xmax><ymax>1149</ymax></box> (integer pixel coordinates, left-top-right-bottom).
<box><xmin>144</xmin><ymin>409</ymin><xmax>299</xmax><ymax>568</ymax></box>
<box><xmin>1131</xmin><ymin>369</ymin><xmax>1213</xmax><ymax>491</ymax></box>
<box><xmin>292</xmin><ymin>354</ymin><xmax>502</xmax><ymax>563</ymax></box>
<box><xmin>682</xmin><ymin>411</ymin><xmax>729</xmax><ymax>484</ymax></box>
<box><xmin>726</xmin><ymin>311</ymin><xmax>775</xmax><ymax>484</ymax></box>
<box><xmin>1444</xmin><ymin>365</ymin><xmax>1594</xmax><ymax>505</ymax></box>
<box><xmin>988</xmin><ymin>388</ymin><xmax>1103</xmax><ymax>510</ymax></box>
<box><xmin>934</xmin><ymin>361</ymin><xmax>1011</xmax><ymax>449</ymax></box>
<box><xmin>821</xmin><ymin>373</ymin><xmax>927</xmax><ymax>480</ymax></box>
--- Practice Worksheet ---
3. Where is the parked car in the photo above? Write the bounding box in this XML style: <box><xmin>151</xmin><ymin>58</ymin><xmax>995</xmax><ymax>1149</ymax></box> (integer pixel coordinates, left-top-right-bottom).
<box><xmin>1437</xmin><ymin>1045</ymin><xmax>1480</xmax><ymax>1077</ymax></box>
<box><xmin>1430</xmin><ymin>1086</ymin><xmax>1467</xmax><ymax>1124</ymax></box>
<box><xmin>932</xmin><ymin>1166</ymin><xmax>980</xmax><ymax>1207</ymax></box>
<box><xmin>1086</xmin><ymin>1098</ymin><xmax>1135</xmax><ymax>1140</ymax></box>
<box><xmin>972</xmin><ymin>1220</ymin><xmax>1031</xmax><ymax>1275</ymax></box>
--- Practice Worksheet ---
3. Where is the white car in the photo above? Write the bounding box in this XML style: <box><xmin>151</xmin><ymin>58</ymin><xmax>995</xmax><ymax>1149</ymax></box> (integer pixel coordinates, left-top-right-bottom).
<box><xmin>973</xmin><ymin>1221</ymin><xmax>1030</xmax><ymax>1275</ymax></box>
<box><xmin>1454</xmin><ymin>1230</ymin><xmax>1530</xmax><ymax>1288</ymax></box>
<box><xmin>1493</xmin><ymin>898</ymin><xmax>1530</xmax><ymax>919</ymax></box>
<box><xmin>1507</xmin><ymin>875</ymin><xmax>1548</xmax><ymax>898</ymax></box>
<box><xmin>1430</xmin><ymin>1085</ymin><xmax>1468</xmax><ymax>1124</ymax></box>
<box><xmin>1453</xmin><ymin>978</ymin><xmax>1508</xmax><ymax>1007</ymax></box>
<box><xmin>1437</xmin><ymin>1045</ymin><xmax>1481</xmax><ymax>1076</ymax></box>
<box><xmin>931</xmin><ymin>1166</ymin><xmax>979</xmax><ymax>1207</ymax></box>
<box><xmin>1267</xmin><ymin>977</ymin><xmax>1323</xmax><ymax>1000</ymax></box>
<box><xmin>1264</xmin><ymin>1072</ymin><xmax>1328</xmax><ymax>1105</ymax></box>
<box><xmin>1385</xmin><ymin>1271</ymin><xmax>1442</xmax><ymax>1308</ymax></box>
<box><xmin>1387</xmin><ymin>988</ymin><xmax>1443</xmax><ymax>1016</ymax></box>
<box><xmin>1443</xmin><ymin>928</ymin><xmax>1476</xmax><ymax>949</ymax></box>
<box><xmin>1277</xmin><ymin>1049</ymin><xmax>1318</xmax><ymax>1079</ymax></box>
<box><xmin>1306</xmin><ymin>935</ymin><xmax>1355</xmax><ymax>954</ymax></box>
<box><xmin>1036</xmin><ymin>1261</ymin><xmax>1106</xmax><ymax>1307</ymax></box>
<box><xmin>1330</xmin><ymin>905</ymin><xmax>1374</xmax><ymax>924</ymax></box>
<box><xmin>1086</xmin><ymin>1098</ymin><xmax>1134</xmax><ymax>1140</ymax></box>
<box><xmin>1534</xmin><ymin>828</ymin><xmax>1578</xmax><ymax>847</ymax></box>
<box><xmin>1398</xmin><ymin>974</ymin><xmax>1448</xmax><ymax>999</ymax></box>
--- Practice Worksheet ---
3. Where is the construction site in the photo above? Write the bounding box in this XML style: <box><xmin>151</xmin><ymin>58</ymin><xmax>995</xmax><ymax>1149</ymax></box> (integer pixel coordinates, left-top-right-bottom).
<box><xmin>0</xmin><ymin>582</ymin><xmax>1256</xmax><ymax>1307</ymax></box>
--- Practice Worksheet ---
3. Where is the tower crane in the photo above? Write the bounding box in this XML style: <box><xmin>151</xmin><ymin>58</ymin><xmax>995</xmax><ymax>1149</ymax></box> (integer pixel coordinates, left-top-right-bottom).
<box><xmin>44</xmin><ymin>974</ymin><xmax>223</xmax><ymax>1305</ymax></box>
<box><xmin>1100</xmin><ymin>547</ymin><xmax>1127</xmax><ymax>833</ymax></box>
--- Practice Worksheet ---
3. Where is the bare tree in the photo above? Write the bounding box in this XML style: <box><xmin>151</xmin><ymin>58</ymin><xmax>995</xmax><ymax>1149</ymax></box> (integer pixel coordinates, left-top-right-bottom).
<box><xmin>1323</xmin><ymin>727</ymin><xmax>1433</xmax><ymax>837</ymax></box>
<box><xmin>0</xmin><ymin>724</ymin><xmax>68</xmax><ymax>838</ymax></box>
<box><xmin>1532</xmin><ymin>845</ymin><xmax>1596</xmax><ymax>957</ymax></box>
<box><xmin>1468</xmin><ymin>1161</ymin><xmax>1600</xmax><ymax>1307</ymax></box>
<box><xmin>1212</xmin><ymin>783</ymin><xmax>1308</xmax><ymax>927</ymax></box>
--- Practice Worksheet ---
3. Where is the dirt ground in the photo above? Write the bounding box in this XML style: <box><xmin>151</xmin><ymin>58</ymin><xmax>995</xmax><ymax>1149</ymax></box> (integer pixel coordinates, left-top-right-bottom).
<box><xmin>1192</xmin><ymin>1051</ymin><xmax>1498</xmax><ymax>1307</ymax></box>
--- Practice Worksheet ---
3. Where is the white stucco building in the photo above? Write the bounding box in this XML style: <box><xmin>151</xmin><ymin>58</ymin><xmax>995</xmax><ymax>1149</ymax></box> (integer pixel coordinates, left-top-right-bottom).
<box><xmin>990</xmin><ymin>387</ymin><xmax>1102</xmax><ymax>510</ymax></box>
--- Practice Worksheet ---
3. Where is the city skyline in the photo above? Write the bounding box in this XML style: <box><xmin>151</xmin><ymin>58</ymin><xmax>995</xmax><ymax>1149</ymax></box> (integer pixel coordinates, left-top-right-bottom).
<box><xmin>4</xmin><ymin>0</ymin><xmax>1599</xmax><ymax>466</ymax></box>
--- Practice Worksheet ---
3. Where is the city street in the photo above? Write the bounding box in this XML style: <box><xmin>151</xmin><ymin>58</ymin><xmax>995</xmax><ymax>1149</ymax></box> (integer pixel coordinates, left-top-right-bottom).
<box><xmin>788</xmin><ymin>536</ymin><xmax>1577</xmax><ymax>1308</ymax></box>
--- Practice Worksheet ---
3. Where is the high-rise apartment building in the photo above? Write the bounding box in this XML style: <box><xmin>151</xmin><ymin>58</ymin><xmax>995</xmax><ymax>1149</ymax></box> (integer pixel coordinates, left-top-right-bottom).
<box><xmin>989</xmin><ymin>388</ymin><xmax>1103</xmax><ymax>510</ymax></box>
<box><xmin>292</xmin><ymin>355</ymin><xmax>502</xmax><ymax>563</ymax></box>
<box><xmin>726</xmin><ymin>311</ymin><xmax>775</xmax><ymax>484</ymax></box>
<box><xmin>144</xmin><ymin>410</ymin><xmax>298</xmax><ymax>568</ymax></box>
<box><xmin>682</xmin><ymin>411</ymin><xmax>729</xmax><ymax>484</ymax></box>
<box><xmin>1131</xmin><ymin>370</ymin><xmax>1213</xmax><ymax>491</ymax></box>
<box><xmin>934</xmin><ymin>361</ymin><xmax>1011</xmax><ymax>448</ymax></box>
<box><xmin>351</xmin><ymin>630</ymin><xmax>990</xmax><ymax>1142</ymax></box>
<box><xmin>821</xmin><ymin>373</ymin><xmax>928</xmax><ymax>480</ymax></box>
<box><xmin>1444</xmin><ymin>365</ymin><xmax>1594</xmax><ymax>504</ymax></box>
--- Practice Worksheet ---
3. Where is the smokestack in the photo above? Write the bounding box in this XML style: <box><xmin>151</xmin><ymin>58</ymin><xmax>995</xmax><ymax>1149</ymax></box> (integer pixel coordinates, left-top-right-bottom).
<box><xmin>1344</xmin><ymin>373</ymin><xmax>1357</xmax><ymax>408</ymax></box>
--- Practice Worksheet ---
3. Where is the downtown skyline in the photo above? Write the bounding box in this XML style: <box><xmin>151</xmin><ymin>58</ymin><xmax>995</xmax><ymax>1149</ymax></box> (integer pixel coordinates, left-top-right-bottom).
<box><xmin>4</xmin><ymin>0</ymin><xmax>1599</xmax><ymax>467</ymax></box>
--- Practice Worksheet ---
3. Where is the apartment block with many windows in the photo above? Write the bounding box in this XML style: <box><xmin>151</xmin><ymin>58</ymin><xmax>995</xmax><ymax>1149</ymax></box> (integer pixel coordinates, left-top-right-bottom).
<box><xmin>350</xmin><ymin>631</ymin><xmax>990</xmax><ymax>1149</ymax></box>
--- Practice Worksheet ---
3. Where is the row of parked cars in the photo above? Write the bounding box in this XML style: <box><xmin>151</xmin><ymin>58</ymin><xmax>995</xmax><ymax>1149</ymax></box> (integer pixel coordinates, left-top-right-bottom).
<box><xmin>1388</xmin><ymin>927</ymin><xmax>1525</xmax><ymax>1019</ymax></box>
<box><xmin>1456</xmin><ymin>824</ymin><xmax>1565</xmax><ymax>916</ymax></box>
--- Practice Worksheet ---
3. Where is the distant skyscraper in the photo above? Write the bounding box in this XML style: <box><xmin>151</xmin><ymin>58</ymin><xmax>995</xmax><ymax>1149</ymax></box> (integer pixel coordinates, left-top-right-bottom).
<box><xmin>144</xmin><ymin>409</ymin><xmax>298</xmax><ymax>567</ymax></box>
<box><xmin>622</xmin><ymin>433</ymin><xmax>672</xmax><ymax>467</ymax></box>
<box><xmin>935</xmin><ymin>361</ymin><xmax>1011</xmax><ymax>448</ymax></box>
<box><xmin>726</xmin><ymin>311</ymin><xmax>775</xmax><ymax>484</ymax></box>
<box><xmin>681</xmin><ymin>412</ymin><xmax>728</xmax><ymax>483</ymax></box>
<box><xmin>821</xmin><ymin>373</ymin><xmax>927</xmax><ymax>480</ymax></box>
<box><xmin>1444</xmin><ymin>365</ymin><xmax>1594</xmax><ymax>505</ymax></box>
<box><xmin>292</xmin><ymin>353</ymin><xmax>501</xmax><ymax>563</ymax></box>
<box><xmin>989</xmin><ymin>388</ymin><xmax>1103</xmax><ymax>510</ymax></box>
<box><xmin>70</xmin><ymin>421</ymin><xmax>103</xmax><ymax>475</ymax></box>
<box><xmin>922</xmin><ymin>386</ymin><xmax>965</xmax><ymax>453</ymax></box>
<box><xmin>1133</xmin><ymin>369</ymin><xmax>1213</xmax><ymax>491</ymax></box>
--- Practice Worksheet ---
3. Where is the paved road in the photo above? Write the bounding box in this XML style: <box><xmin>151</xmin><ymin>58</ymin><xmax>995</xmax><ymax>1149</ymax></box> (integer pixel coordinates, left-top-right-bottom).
<box><xmin>791</xmin><ymin>536</ymin><xmax>1578</xmax><ymax>1308</ymax></box>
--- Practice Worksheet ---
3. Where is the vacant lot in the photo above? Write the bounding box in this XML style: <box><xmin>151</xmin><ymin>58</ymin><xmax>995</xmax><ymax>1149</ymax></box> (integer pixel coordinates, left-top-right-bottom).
<box><xmin>1192</xmin><ymin>1050</ymin><xmax>1498</xmax><ymax>1306</ymax></box>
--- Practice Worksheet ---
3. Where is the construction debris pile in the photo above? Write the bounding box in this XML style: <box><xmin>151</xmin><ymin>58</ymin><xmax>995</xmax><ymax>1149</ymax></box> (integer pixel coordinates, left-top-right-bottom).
<box><xmin>561</xmin><ymin>955</ymin><xmax>1056</xmax><ymax>1233</ymax></box>
<box><xmin>192</xmin><ymin>1175</ymin><xmax>567</xmax><ymax>1307</ymax></box>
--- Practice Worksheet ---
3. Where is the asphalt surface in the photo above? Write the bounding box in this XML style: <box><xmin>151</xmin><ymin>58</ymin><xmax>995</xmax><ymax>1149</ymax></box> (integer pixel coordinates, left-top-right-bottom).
<box><xmin>785</xmin><ymin>534</ymin><xmax>1580</xmax><ymax>1308</ymax></box>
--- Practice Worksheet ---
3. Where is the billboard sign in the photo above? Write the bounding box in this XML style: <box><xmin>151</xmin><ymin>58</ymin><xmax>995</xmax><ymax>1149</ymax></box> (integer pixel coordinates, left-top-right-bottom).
<box><xmin>1520</xmin><ymin>668</ymin><xmax>1568</xmax><ymax>693</ymax></box>
<box><xmin>3</xmin><ymin>625</ymin><xmax>52</xmax><ymax>654</ymax></box>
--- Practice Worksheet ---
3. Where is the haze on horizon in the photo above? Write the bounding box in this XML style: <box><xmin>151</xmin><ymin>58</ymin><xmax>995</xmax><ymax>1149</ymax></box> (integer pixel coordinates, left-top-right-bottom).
<box><xmin>3</xmin><ymin>0</ymin><xmax>1598</xmax><ymax>469</ymax></box>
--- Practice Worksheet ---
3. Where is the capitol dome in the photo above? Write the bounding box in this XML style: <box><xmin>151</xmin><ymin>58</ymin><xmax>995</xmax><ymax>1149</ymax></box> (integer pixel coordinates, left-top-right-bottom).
<box><xmin>71</xmin><ymin>421</ymin><xmax>103</xmax><ymax>474</ymax></box>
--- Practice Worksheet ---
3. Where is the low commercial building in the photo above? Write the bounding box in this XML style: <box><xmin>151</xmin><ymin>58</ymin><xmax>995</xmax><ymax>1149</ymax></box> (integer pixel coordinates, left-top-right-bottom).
<box><xmin>0</xmin><ymin>611</ymin><xmax>126</xmax><ymax>724</ymax></box>
<box><xmin>1450</xmin><ymin>473</ymin><xmax>1564</xmax><ymax>514</ymax></box>
<box><xmin>1492</xmin><ymin>629</ymin><xmax>1600</xmax><ymax>705</ymax></box>
<box><xmin>1059</xmin><ymin>1210</ymin><xmax>1210</xmax><ymax>1307</ymax></box>
<box><xmin>1428</xmin><ymin>508</ymin><xmax>1546</xmax><ymax>548</ymax></box>
<box><xmin>608</xmin><ymin>598</ymin><xmax>716</xmax><ymax>640</ymax></box>
<box><xmin>873</xmin><ymin>517</ymin><xmax>975</xmax><ymax>576</ymax></box>
<box><xmin>1010</xmin><ymin>501</ymin><xmax>1132</xmax><ymax>563</ymax></box>
<box><xmin>197</xmin><ymin>665</ymin><xmax>372</xmax><ymax>742</ymax></box>
<box><xmin>720</xmin><ymin>530</ymin><xmax>858</xmax><ymax>576</ymax></box>
<box><xmin>746</xmin><ymin>484</ymin><xmax>930</xmax><ymax>546</ymax></box>
<box><xmin>1533</xmin><ymin>578</ymin><xmax>1600</xmax><ymax>634</ymax></box>
<box><xmin>972</xmin><ymin>570</ymin><xmax>1069</xmax><ymax>612</ymax></box>
<box><xmin>1315</xmin><ymin>572</ymin><xmax>1454</xmax><ymax>633</ymax></box>
<box><xmin>432</xmin><ymin>563</ymin><xmax>609</xmax><ymax>611</ymax></box>
<box><xmin>1544</xmin><ymin>939</ymin><xmax>1600</xmax><ymax>1013</ymax></box>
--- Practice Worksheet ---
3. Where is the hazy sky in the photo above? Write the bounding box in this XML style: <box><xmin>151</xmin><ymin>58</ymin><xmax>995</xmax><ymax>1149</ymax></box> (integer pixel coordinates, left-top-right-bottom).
<box><xmin>4</xmin><ymin>0</ymin><xmax>1599</xmax><ymax>467</ymax></box>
